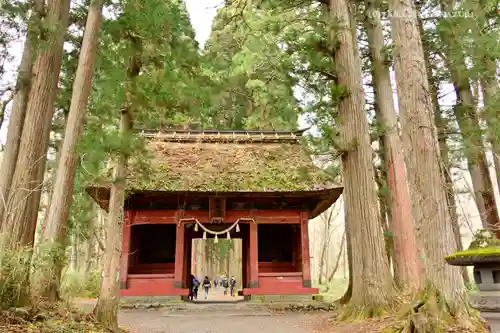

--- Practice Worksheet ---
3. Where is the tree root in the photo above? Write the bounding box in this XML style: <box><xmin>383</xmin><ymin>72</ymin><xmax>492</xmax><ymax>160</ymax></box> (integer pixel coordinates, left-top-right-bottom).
<box><xmin>386</xmin><ymin>289</ymin><xmax>487</xmax><ymax>333</ymax></box>
<box><xmin>338</xmin><ymin>303</ymin><xmax>392</xmax><ymax>322</ymax></box>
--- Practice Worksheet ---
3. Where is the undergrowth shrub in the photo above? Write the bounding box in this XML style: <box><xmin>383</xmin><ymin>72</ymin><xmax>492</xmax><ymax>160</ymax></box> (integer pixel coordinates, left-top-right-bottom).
<box><xmin>0</xmin><ymin>242</ymin><xmax>32</xmax><ymax>309</ymax></box>
<box><xmin>61</xmin><ymin>269</ymin><xmax>100</xmax><ymax>300</ymax></box>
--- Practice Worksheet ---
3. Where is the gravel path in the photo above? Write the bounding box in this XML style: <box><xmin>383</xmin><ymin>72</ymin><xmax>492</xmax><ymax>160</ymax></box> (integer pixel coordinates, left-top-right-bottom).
<box><xmin>119</xmin><ymin>310</ymin><xmax>326</xmax><ymax>333</ymax></box>
<box><xmin>77</xmin><ymin>288</ymin><xmax>329</xmax><ymax>333</ymax></box>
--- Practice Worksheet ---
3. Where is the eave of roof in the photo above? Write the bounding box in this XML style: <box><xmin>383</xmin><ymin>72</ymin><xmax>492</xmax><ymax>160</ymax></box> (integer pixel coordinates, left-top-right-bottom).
<box><xmin>86</xmin><ymin>186</ymin><xmax>343</xmax><ymax>218</ymax></box>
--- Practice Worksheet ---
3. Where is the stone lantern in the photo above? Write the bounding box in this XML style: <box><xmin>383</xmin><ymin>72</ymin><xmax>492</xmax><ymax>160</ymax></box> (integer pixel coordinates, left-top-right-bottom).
<box><xmin>446</xmin><ymin>247</ymin><xmax>500</xmax><ymax>333</ymax></box>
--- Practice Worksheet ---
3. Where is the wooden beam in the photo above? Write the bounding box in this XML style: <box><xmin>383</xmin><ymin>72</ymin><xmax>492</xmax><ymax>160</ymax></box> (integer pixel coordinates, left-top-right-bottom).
<box><xmin>248</xmin><ymin>222</ymin><xmax>259</xmax><ymax>288</ymax></box>
<box><xmin>126</xmin><ymin>209</ymin><xmax>304</xmax><ymax>225</ymax></box>
<box><xmin>173</xmin><ymin>223</ymin><xmax>185</xmax><ymax>289</ymax></box>
<box><xmin>300</xmin><ymin>212</ymin><xmax>312</xmax><ymax>288</ymax></box>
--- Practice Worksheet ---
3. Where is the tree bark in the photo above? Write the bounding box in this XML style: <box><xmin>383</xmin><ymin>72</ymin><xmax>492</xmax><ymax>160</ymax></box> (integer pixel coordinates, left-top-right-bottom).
<box><xmin>418</xmin><ymin>15</ymin><xmax>469</xmax><ymax>284</ymax></box>
<box><xmin>93</xmin><ymin>111</ymin><xmax>132</xmax><ymax>331</ymax></box>
<box><xmin>364</xmin><ymin>0</ymin><xmax>422</xmax><ymax>291</ymax></box>
<box><xmin>0</xmin><ymin>0</ymin><xmax>70</xmax><ymax>248</ymax></box>
<box><xmin>0</xmin><ymin>0</ymin><xmax>44</xmax><ymax>226</ymax></box>
<box><xmin>33</xmin><ymin>0</ymin><xmax>105</xmax><ymax>302</ymax></box>
<box><xmin>389</xmin><ymin>0</ymin><xmax>466</xmax><ymax>311</ymax></box>
<box><xmin>329</xmin><ymin>0</ymin><xmax>393</xmax><ymax>311</ymax></box>
<box><xmin>93</xmin><ymin>41</ymin><xmax>140</xmax><ymax>330</ymax></box>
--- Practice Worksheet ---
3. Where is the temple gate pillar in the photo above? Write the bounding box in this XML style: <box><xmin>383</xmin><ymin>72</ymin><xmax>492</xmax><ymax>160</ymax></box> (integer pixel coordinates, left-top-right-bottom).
<box><xmin>174</xmin><ymin>222</ymin><xmax>185</xmax><ymax>288</ymax></box>
<box><xmin>248</xmin><ymin>222</ymin><xmax>259</xmax><ymax>288</ymax></box>
<box><xmin>120</xmin><ymin>210</ymin><xmax>132</xmax><ymax>289</ymax></box>
<box><xmin>300</xmin><ymin>212</ymin><xmax>312</xmax><ymax>288</ymax></box>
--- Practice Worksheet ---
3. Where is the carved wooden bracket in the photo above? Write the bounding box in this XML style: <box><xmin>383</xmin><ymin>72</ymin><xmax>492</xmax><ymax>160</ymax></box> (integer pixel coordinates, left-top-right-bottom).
<box><xmin>209</xmin><ymin>196</ymin><xmax>226</xmax><ymax>223</ymax></box>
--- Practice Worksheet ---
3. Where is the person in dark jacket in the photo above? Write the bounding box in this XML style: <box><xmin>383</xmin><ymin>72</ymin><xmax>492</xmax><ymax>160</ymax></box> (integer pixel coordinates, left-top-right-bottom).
<box><xmin>192</xmin><ymin>275</ymin><xmax>200</xmax><ymax>300</ymax></box>
<box><xmin>230</xmin><ymin>276</ymin><xmax>236</xmax><ymax>296</ymax></box>
<box><xmin>202</xmin><ymin>276</ymin><xmax>211</xmax><ymax>300</ymax></box>
<box><xmin>222</xmin><ymin>275</ymin><xmax>229</xmax><ymax>295</ymax></box>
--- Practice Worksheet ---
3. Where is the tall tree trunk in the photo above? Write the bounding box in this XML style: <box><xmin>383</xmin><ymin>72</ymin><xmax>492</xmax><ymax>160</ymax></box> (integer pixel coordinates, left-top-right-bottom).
<box><xmin>33</xmin><ymin>0</ymin><xmax>105</xmax><ymax>302</ymax></box>
<box><xmin>389</xmin><ymin>0</ymin><xmax>466</xmax><ymax>312</ymax></box>
<box><xmin>471</xmin><ymin>3</ymin><xmax>500</xmax><ymax>199</ymax></box>
<box><xmin>373</xmin><ymin>159</ymin><xmax>391</xmax><ymax>265</ymax></box>
<box><xmin>365</xmin><ymin>0</ymin><xmax>422</xmax><ymax>291</ymax></box>
<box><xmin>437</xmin><ymin>0</ymin><xmax>499</xmax><ymax>232</ymax></box>
<box><xmin>0</xmin><ymin>0</ymin><xmax>70</xmax><ymax>248</ymax></box>
<box><xmin>418</xmin><ymin>15</ymin><xmax>469</xmax><ymax>284</ymax></box>
<box><xmin>0</xmin><ymin>0</ymin><xmax>44</xmax><ymax>226</ymax></box>
<box><xmin>93</xmin><ymin>42</ymin><xmax>139</xmax><ymax>329</ymax></box>
<box><xmin>93</xmin><ymin>113</ymin><xmax>131</xmax><ymax>330</ymax></box>
<box><xmin>329</xmin><ymin>0</ymin><xmax>393</xmax><ymax>312</ymax></box>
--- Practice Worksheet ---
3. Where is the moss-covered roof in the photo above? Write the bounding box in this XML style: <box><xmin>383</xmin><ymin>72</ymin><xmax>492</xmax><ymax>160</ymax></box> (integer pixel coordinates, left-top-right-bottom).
<box><xmin>445</xmin><ymin>247</ymin><xmax>500</xmax><ymax>266</ymax></box>
<box><xmin>125</xmin><ymin>138</ymin><xmax>337</xmax><ymax>192</ymax></box>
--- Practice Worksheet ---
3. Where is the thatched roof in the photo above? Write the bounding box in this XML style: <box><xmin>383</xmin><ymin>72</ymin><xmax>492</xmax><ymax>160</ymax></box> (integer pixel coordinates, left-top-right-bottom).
<box><xmin>121</xmin><ymin>129</ymin><xmax>338</xmax><ymax>193</ymax></box>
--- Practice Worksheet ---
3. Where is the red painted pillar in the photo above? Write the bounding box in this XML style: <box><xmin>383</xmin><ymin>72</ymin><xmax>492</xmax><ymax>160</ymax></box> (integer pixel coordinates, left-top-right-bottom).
<box><xmin>300</xmin><ymin>212</ymin><xmax>312</xmax><ymax>288</ymax></box>
<box><xmin>120</xmin><ymin>210</ymin><xmax>132</xmax><ymax>289</ymax></box>
<box><xmin>182</xmin><ymin>229</ymin><xmax>191</xmax><ymax>287</ymax></box>
<box><xmin>174</xmin><ymin>222</ymin><xmax>185</xmax><ymax>289</ymax></box>
<box><xmin>248</xmin><ymin>222</ymin><xmax>259</xmax><ymax>288</ymax></box>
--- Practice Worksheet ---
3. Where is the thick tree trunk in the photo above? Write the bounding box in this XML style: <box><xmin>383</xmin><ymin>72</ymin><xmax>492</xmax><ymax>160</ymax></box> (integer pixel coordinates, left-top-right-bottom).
<box><xmin>93</xmin><ymin>112</ymin><xmax>132</xmax><ymax>331</ymax></box>
<box><xmin>0</xmin><ymin>0</ymin><xmax>44</xmax><ymax>226</ymax></box>
<box><xmin>389</xmin><ymin>0</ymin><xmax>465</xmax><ymax>311</ymax></box>
<box><xmin>364</xmin><ymin>0</ymin><xmax>422</xmax><ymax>292</ymax></box>
<box><xmin>418</xmin><ymin>15</ymin><xmax>469</xmax><ymax>284</ymax></box>
<box><xmin>0</xmin><ymin>0</ymin><xmax>70</xmax><ymax>248</ymax></box>
<box><xmin>34</xmin><ymin>0</ymin><xmax>105</xmax><ymax>302</ymax></box>
<box><xmin>329</xmin><ymin>0</ymin><xmax>393</xmax><ymax>312</ymax></box>
<box><xmin>93</xmin><ymin>42</ymin><xmax>139</xmax><ymax>329</ymax></box>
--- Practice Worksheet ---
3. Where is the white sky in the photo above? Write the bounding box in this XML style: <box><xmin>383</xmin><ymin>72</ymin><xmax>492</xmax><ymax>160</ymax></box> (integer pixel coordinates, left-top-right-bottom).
<box><xmin>184</xmin><ymin>0</ymin><xmax>222</xmax><ymax>47</ymax></box>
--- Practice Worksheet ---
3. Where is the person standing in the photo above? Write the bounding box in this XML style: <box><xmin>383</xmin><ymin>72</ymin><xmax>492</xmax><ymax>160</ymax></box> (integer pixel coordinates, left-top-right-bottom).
<box><xmin>189</xmin><ymin>274</ymin><xmax>200</xmax><ymax>301</ymax></box>
<box><xmin>192</xmin><ymin>275</ymin><xmax>200</xmax><ymax>300</ymax></box>
<box><xmin>222</xmin><ymin>275</ymin><xmax>229</xmax><ymax>295</ymax></box>
<box><xmin>230</xmin><ymin>276</ymin><xmax>236</xmax><ymax>297</ymax></box>
<box><xmin>202</xmin><ymin>276</ymin><xmax>211</xmax><ymax>300</ymax></box>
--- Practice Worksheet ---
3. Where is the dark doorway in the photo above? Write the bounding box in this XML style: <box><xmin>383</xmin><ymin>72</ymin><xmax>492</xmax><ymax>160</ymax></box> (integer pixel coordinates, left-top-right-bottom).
<box><xmin>258</xmin><ymin>224</ymin><xmax>300</xmax><ymax>272</ymax></box>
<box><xmin>129</xmin><ymin>224</ymin><xmax>176</xmax><ymax>274</ymax></box>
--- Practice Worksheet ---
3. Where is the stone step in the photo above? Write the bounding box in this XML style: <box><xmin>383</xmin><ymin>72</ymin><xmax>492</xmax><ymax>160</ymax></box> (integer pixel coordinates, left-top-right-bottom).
<box><xmin>119</xmin><ymin>300</ymin><xmax>335</xmax><ymax>313</ymax></box>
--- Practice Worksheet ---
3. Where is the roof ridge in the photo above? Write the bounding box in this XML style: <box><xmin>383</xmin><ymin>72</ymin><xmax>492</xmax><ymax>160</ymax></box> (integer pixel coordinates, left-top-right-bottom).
<box><xmin>140</xmin><ymin>129</ymin><xmax>307</xmax><ymax>144</ymax></box>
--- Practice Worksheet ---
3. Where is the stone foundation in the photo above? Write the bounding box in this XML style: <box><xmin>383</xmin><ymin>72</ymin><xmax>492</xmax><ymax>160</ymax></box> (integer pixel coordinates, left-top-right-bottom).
<box><xmin>246</xmin><ymin>294</ymin><xmax>314</xmax><ymax>303</ymax></box>
<box><xmin>120</xmin><ymin>295</ymin><xmax>182</xmax><ymax>306</ymax></box>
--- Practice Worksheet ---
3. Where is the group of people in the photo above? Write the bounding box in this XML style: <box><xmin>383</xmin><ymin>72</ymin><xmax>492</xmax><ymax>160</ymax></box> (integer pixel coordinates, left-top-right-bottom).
<box><xmin>189</xmin><ymin>274</ymin><xmax>237</xmax><ymax>300</ymax></box>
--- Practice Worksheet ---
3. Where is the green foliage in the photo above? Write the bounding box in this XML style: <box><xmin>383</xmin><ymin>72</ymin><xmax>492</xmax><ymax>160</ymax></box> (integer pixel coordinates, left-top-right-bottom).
<box><xmin>61</xmin><ymin>270</ymin><xmax>101</xmax><ymax>300</ymax></box>
<box><xmin>0</xmin><ymin>241</ymin><xmax>32</xmax><ymax>309</ymax></box>
<box><xmin>202</xmin><ymin>2</ymin><xmax>301</xmax><ymax>130</ymax></box>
